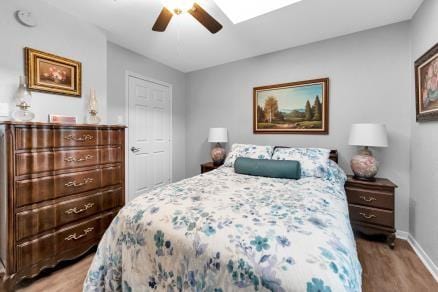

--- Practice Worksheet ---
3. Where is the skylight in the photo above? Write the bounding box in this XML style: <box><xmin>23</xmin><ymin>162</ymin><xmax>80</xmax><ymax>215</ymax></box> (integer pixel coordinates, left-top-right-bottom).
<box><xmin>214</xmin><ymin>0</ymin><xmax>304</xmax><ymax>24</ymax></box>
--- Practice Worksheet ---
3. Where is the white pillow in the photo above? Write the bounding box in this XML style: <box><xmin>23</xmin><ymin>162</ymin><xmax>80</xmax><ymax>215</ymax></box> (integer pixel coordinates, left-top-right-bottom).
<box><xmin>224</xmin><ymin>144</ymin><xmax>274</xmax><ymax>167</ymax></box>
<box><xmin>272</xmin><ymin>147</ymin><xmax>331</xmax><ymax>178</ymax></box>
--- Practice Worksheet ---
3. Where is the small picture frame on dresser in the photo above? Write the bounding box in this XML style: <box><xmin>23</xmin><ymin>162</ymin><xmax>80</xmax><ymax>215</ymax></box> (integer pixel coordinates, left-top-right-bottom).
<box><xmin>345</xmin><ymin>175</ymin><xmax>397</xmax><ymax>248</ymax></box>
<box><xmin>49</xmin><ymin>114</ymin><xmax>77</xmax><ymax>124</ymax></box>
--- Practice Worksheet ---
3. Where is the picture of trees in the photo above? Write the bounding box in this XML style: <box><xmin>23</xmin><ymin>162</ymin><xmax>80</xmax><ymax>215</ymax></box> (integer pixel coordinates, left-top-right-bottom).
<box><xmin>254</xmin><ymin>78</ymin><xmax>329</xmax><ymax>134</ymax></box>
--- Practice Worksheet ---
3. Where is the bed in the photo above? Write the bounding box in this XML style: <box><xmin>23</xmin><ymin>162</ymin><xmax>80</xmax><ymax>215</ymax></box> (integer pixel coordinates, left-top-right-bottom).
<box><xmin>84</xmin><ymin>148</ymin><xmax>362</xmax><ymax>292</ymax></box>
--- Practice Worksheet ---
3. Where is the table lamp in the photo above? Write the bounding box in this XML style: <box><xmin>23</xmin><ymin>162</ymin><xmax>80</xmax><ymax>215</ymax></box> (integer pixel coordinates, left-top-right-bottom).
<box><xmin>208</xmin><ymin>128</ymin><xmax>228</xmax><ymax>165</ymax></box>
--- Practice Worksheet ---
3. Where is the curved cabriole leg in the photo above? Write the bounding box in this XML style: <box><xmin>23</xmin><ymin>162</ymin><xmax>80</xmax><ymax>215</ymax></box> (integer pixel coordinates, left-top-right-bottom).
<box><xmin>1</xmin><ymin>274</ymin><xmax>17</xmax><ymax>292</ymax></box>
<box><xmin>387</xmin><ymin>233</ymin><xmax>396</xmax><ymax>249</ymax></box>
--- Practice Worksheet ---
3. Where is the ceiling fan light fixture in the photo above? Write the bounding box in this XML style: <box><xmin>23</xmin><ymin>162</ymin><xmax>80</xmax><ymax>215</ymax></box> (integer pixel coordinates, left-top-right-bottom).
<box><xmin>162</xmin><ymin>0</ymin><xmax>195</xmax><ymax>15</ymax></box>
<box><xmin>153</xmin><ymin>1</ymin><xmax>222</xmax><ymax>34</ymax></box>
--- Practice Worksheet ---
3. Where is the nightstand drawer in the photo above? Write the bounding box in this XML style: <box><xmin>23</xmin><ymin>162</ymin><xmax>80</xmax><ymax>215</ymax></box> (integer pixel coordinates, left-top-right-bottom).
<box><xmin>346</xmin><ymin>187</ymin><xmax>394</xmax><ymax>210</ymax></box>
<box><xmin>349</xmin><ymin>205</ymin><xmax>394</xmax><ymax>228</ymax></box>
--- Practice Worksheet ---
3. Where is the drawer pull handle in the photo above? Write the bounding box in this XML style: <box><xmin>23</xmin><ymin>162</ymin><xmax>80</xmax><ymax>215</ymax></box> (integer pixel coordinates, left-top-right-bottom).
<box><xmin>360</xmin><ymin>212</ymin><xmax>376</xmax><ymax>219</ymax></box>
<box><xmin>64</xmin><ymin>134</ymin><xmax>94</xmax><ymax>142</ymax></box>
<box><xmin>360</xmin><ymin>195</ymin><xmax>376</xmax><ymax>202</ymax></box>
<box><xmin>64</xmin><ymin>155</ymin><xmax>94</xmax><ymax>163</ymax></box>
<box><xmin>65</xmin><ymin>178</ymin><xmax>94</xmax><ymax>188</ymax></box>
<box><xmin>64</xmin><ymin>227</ymin><xmax>94</xmax><ymax>241</ymax></box>
<box><xmin>65</xmin><ymin>203</ymin><xmax>95</xmax><ymax>215</ymax></box>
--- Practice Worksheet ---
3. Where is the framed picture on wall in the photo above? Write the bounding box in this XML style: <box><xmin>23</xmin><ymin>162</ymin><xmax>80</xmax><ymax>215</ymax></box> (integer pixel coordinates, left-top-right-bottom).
<box><xmin>253</xmin><ymin>78</ymin><xmax>329</xmax><ymax>134</ymax></box>
<box><xmin>25</xmin><ymin>47</ymin><xmax>82</xmax><ymax>97</ymax></box>
<box><xmin>415</xmin><ymin>43</ymin><xmax>438</xmax><ymax>121</ymax></box>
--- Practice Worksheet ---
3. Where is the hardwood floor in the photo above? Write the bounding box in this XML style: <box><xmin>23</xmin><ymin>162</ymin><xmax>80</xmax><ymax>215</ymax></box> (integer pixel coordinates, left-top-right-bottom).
<box><xmin>14</xmin><ymin>251</ymin><xmax>94</xmax><ymax>292</ymax></box>
<box><xmin>9</xmin><ymin>237</ymin><xmax>438</xmax><ymax>292</ymax></box>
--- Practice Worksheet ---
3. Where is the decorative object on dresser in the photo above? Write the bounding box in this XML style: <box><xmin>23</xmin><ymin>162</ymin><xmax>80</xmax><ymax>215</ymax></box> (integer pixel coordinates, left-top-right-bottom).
<box><xmin>11</xmin><ymin>76</ymin><xmax>35</xmax><ymax>122</ymax></box>
<box><xmin>348</xmin><ymin>123</ymin><xmax>388</xmax><ymax>181</ymax></box>
<box><xmin>345</xmin><ymin>175</ymin><xmax>397</xmax><ymax>248</ymax></box>
<box><xmin>0</xmin><ymin>121</ymin><xmax>126</xmax><ymax>289</ymax></box>
<box><xmin>415</xmin><ymin>42</ymin><xmax>438</xmax><ymax>121</ymax></box>
<box><xmin>253</xmin><ymin>78</ymin><xmax>329</xmax><ymax>134</ymax></box>
<box><xmin>25</xmin><ymin>48</ymin><xmax>82</xmax><ymax>97</ymax></box>
<box><xmin>200</xmin><ymin>162</ymin><xmax>221</xmax><ymax>174</ymax></box>
<box><xmin>48</xmin><ymin>114</ymin><xmax>77</xmax><ymax>124</ymax></box>
<box><xmin>208</xmin><ymin>127</ymin><xmax>228</xmax><ymax>166</ymax></box>
<box><xmin>86</xmin><ymin>89</ymin><xmax>101</xmax><ymax>125</ymax></box>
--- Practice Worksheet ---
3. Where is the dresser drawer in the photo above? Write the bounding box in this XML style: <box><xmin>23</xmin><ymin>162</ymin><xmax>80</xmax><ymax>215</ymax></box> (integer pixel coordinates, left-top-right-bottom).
<box><xmin>16</xmin><ymin>149</ymin><xmax>100</xmax><ymax>175</ymax></box>
<box><xmin>16</xmin><ymin>211</ymin><xmax>117</xmax><ymax>270</ymax></box>
<box><xmin>15</xmin><ymin>128</ymin><xmax>123</xmax><ymax>150</ymax></box>
<box><xmin>349</xmin><ymin>204</ymin><xmax>394</xmax><ymax>228</ymax></box>
<box><xmin>16</xmin><ymin>148</ymin><xmax>122</xmax><ymax>176</ymax></box>
<box><xmin>346</xmin><ymin>187</ymin><xmax>394</xmax><ymax>210</ymax></box>
<box><xmin>16</xmin><ymin>188</ymin><xmax>123</xmax><ymax>241</ymax></box>
<box><xmin>16</xmin><ymin>169</ymin><xmax>102</xmax><ymax>207</ymax></box>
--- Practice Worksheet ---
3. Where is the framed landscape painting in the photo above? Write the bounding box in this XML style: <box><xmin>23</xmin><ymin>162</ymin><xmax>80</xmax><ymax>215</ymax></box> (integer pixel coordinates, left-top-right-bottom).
<box><xmin>253</xmin><ymin>78</ymin><xmax>329</xmax><ymax>134</ymax></box>
<box><xmin>25</xmin><ymin>47</ymin><xmax>82</xmax><ymax>97</ymax></box>
<box><xmin>415</xmin><ymin>43</ymin><xmax>438</xmax><ymax>121</ymax></box>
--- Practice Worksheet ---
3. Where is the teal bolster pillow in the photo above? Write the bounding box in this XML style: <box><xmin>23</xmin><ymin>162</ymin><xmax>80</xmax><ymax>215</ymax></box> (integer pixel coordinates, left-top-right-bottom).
<box><xmin>234</xmin><ymin>157</ymin><xmax>301</xmax><ymax>179</ymax></box>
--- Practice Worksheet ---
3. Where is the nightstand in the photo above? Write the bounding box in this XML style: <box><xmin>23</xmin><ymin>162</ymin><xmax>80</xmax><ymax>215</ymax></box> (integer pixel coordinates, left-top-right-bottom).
<box><xmin>201</xmin><ymin>162</ymin><xmax>221</xmax><ymax>174</ymax></box>
<box><xmin>345</xmin><ymin>175</ymin><xmax>397</xmax><ymax>248</ymax></box>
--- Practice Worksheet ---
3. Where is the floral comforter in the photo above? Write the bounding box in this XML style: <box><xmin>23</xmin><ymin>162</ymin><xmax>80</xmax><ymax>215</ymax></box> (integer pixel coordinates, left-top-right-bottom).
<box><xmin>84</xmin><ymin>166</ymin><xmax>362</xmax><ymax>292</ymax></box>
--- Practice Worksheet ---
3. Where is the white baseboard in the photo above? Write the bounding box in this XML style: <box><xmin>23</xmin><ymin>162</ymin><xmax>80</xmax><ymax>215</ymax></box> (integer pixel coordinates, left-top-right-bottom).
<box><xmin>396</xmin><ymin>230</ymin><xmax>409</xmax><ymax>240</ymax></box>
<box><xmin>404</xmin><ymin>233</ymin><xmax>438</xmax><ymax>282</ymax></box>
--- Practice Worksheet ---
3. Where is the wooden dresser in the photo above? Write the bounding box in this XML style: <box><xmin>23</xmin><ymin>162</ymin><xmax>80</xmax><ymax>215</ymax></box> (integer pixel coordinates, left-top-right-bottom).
<box><xmin>345</xmin><ymin>175</ymin><xmax>397</xmax><ymax>248</ymax></box>
<box><xmin>0</xmin><ymin>122</ymin><xmax>125</xmax><ymax>287</ymax></box>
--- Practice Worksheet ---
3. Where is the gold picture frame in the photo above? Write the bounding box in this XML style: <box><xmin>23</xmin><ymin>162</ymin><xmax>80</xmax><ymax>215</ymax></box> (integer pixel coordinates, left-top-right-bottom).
<box><xmin>253</xmin><ymin>78</ymin><xmax>329</xmax><ymax>134</ymax></box>
<box><xmin>415</xmin><ymin>43</ymin><xmax>438</xmax><ymax>121</ymax></box>
<box><xmin>25</xmin><ymin>48</ymin><xmax>82</xmax><ymax>97</ymax></box>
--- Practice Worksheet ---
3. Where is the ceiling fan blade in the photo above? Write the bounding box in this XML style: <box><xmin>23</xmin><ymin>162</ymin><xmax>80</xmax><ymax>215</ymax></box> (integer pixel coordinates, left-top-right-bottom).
<box><xmin>152</xmin><ymin>7</ymin><xmax>173</xmax><ymax>32</ymax></box>
<box><xmin>188</xmin><ymin>3</ymin><xmax>223</xmax><ymax>34</ymax></box>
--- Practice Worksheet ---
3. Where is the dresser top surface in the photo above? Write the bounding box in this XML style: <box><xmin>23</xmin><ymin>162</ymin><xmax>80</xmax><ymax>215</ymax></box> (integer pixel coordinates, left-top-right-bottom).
<box><xmin>0</xmin><ymin>121</ymin><xmax>126</xmax><ymax>129</ymax></box>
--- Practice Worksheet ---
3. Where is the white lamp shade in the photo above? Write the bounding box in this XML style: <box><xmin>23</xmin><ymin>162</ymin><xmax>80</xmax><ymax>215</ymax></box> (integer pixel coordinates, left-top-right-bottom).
<box><xmin>348</xmin><ymin>123</ymin><xmax>388</xmax><ymax>147</ymax></box>
<box><xmin>208</xmin><ymin>128</ymin><xmax>228</xmax><ymax>143</ymax></box>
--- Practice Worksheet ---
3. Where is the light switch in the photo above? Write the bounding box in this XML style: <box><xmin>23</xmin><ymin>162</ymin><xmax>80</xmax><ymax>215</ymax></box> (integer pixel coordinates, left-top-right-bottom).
<box><xmin>0</xmin><ymin>103</ymin><xmax>9</xmax><ymax>117</ymax></box>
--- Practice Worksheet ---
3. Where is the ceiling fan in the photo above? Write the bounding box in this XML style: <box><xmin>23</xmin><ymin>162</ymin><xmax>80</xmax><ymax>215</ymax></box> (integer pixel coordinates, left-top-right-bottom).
<box><xmin>152</xmin><ymin>0</ymin><xmax>223</xmax><ymax>34</ymax></box>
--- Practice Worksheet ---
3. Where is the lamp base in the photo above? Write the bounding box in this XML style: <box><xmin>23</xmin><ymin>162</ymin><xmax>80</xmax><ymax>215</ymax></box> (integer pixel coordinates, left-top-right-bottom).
<box><xmin>211</xmin><ymin>143</ymin><xmax>225</xmax><ymax>166</ymax></box>
<box><xmin>350</xmin><ymin>146</ymin><xmax>379</xmax><ymax>181</ymax></box>
<box><xmin>11</xmin><ymin>109</ymin><xmax>35</xmax><ymax>122</ymax></box>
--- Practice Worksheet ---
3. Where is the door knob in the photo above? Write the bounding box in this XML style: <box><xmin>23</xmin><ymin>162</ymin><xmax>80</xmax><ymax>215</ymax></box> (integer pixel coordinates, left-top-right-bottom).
<box><xmin>130</xmin><ymin>146</ymin><xmax>140</xmax><ymax>153</ymax></box>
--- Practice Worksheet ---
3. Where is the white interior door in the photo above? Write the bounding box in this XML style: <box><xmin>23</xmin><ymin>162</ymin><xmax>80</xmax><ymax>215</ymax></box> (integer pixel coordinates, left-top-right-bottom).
<box><xmin>128</xmin><ymin>75</ymin><xmax>171</xmax><ymax>201</ymax></box>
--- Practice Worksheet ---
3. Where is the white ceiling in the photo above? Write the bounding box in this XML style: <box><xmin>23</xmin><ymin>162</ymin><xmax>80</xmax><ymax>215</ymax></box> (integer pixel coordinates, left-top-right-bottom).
<box><xmin>43</xmin><ymin>0</ymin><xmax>423</xmax><ymax>72</ymax></box>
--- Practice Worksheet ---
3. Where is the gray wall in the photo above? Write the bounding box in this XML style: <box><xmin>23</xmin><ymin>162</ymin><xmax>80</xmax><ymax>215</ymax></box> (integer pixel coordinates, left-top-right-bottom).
<box><xmin>0</xmin><ymin>0</ymin><xmax>107</xmax><ymax>123</ymax></box>
<box><xmin>410</xmin><ymin>0</ymin><xmax>438</xmax><ymax>267</ymax></box>
<box><xmin>107</xmin><ymin>42</ymin><xmax>187</xmax><ymax>181</ymax></box>
<box><xmin>186</xmin><ymin>23</ymin><xmax>412</xmax><ymax>233</ymax></box>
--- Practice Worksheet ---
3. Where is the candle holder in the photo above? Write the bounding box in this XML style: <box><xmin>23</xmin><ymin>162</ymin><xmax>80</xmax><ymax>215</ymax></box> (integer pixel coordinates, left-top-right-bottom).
<box><xmin>11</xmin><ymin>76</ymin><xmax>35</xmax><ymax>122</ymax></box>
<box><xmin>86</xmin><ymin>88</ymin><xmax>101</xmax><ymax>124</ymax></box>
